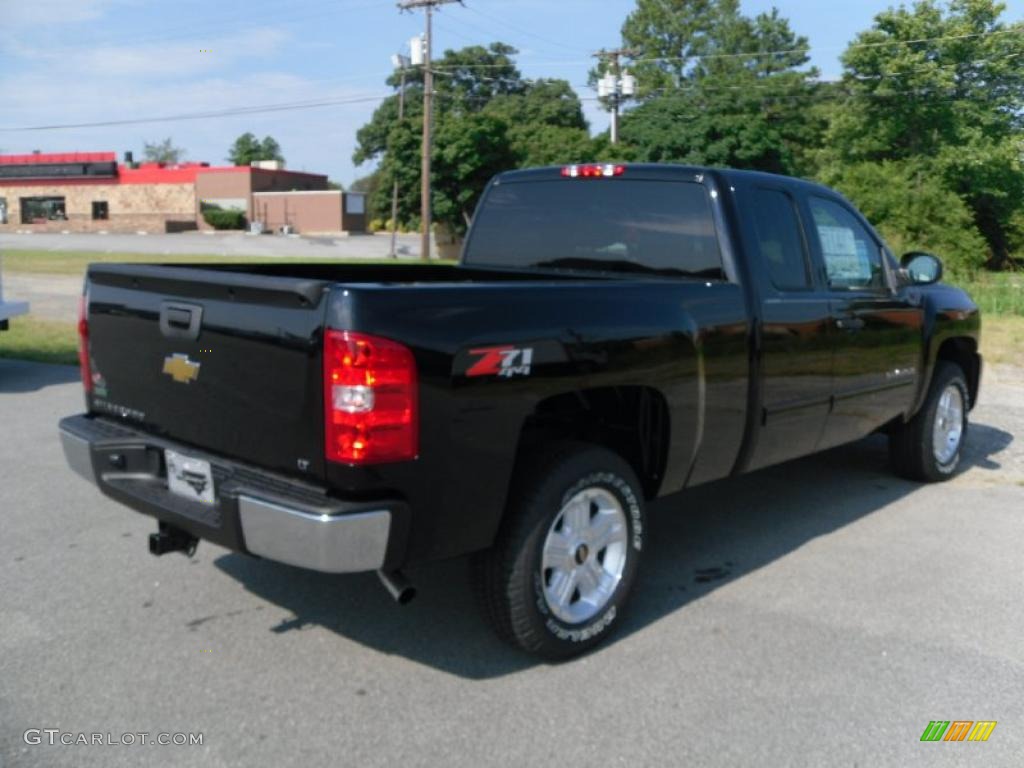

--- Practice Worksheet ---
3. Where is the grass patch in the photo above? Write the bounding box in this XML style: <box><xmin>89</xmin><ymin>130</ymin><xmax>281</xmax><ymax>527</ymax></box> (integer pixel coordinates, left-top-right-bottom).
<box><xmin>980</xmin><ymin>314</ymin><xmax>1024</xmax><ymax>366</ymax></box>
<box><xmin>953</xmin><ymin>272</ymin><xmax>1024</xmax><ymax>317</ymax></box>
<box><xmin>0</xmin><ymin>316</ymin><xmax>77</xmax><ymax>365</ymax></box>
<box><xmin>1</xmin><ymin>249</ymin><xmax>451</xmax><ymax>278</ymax></box>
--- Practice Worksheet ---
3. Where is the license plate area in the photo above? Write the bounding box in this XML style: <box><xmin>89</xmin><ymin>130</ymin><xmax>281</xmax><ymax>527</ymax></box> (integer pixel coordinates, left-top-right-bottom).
<box><xmin>165</xmin><ymin>449</ymin><xmax>215</xmax><ymax>505</ymax></box>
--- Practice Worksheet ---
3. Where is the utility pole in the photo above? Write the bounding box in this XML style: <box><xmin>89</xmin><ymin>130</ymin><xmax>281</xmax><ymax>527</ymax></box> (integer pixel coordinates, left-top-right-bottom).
<box><xmin>398</xmin><ymin>0</ymin><xmax>460</xmax><ymax>261</ymax></box>
<box><xmin>593</xmin><ymin>48</ymin><xmax>637</xmax><ymax>145</ymax></box>
<box><xmin>389</xmin><ymin>53</ymin><xmax>410</xmax><ymax>259</ymax></box>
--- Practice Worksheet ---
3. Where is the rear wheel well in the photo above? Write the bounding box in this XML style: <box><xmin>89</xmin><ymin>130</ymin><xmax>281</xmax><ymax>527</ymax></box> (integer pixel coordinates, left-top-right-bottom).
<box><xmin>514</xmin><ymin>386</ymin><xmax>669</xmax><ymax>500</ymax></box>
<box><xmin>936</xmin><ymin>337</ymin><xmax>980</xmax><ymax>408</ymax></box>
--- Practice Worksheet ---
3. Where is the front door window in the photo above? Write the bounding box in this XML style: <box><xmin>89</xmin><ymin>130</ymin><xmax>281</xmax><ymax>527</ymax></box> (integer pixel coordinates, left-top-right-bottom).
<box><xmin>809</xmin><ymin>197</ymin><xmax>886</xmax><ymax>291</ymax></box>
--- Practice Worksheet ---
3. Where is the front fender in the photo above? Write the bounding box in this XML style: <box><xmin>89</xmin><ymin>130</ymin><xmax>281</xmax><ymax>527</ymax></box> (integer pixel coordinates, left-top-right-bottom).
<box><xmin>909</xmin><ymin>284</ymin><xmax>981</xmax><ymax>417</ymax></box>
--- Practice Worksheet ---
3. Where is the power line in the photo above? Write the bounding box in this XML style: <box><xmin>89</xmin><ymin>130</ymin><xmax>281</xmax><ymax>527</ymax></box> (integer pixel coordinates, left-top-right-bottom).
<box><xmin>629</xmin><ymin>27</ymin><xmax>1022</xmax><ymax>67</ymax></box>
<box><xmin>6</xmin><ymin>68</ymin><xmax>1011</xmax><ymax>134</ymax></box>
<box><xmin>4</xmin><ymin>74</ymin><xmax>1005</xmax><ymax>136</ymax></box>
<box><xmin>0</xmin><ymin>94</ymin><xmax>391</xmax><ymax>132</ymax></box>
<box><xmin>431</xmin><ymin>16</ymin><xmax>486</xmax><ymax>46</ymax></box>
<box><xmin>427</xmin><ymin>27</ymin><xmax>1021</xmax><ymax>71</ymax></box>
<box><xmin>623</xmin><ymin>49</ymin><xmax>1023</xmax><ymax>95</ymax></box>
<box><xmin>431</xmin><ymin>7</ymin><xmax>512</xmax><ymax>45</ymax></box>
<box><xmin>4</xmin><ymin>44</ymin><xmax>1018</xmax><ymax>134</ymax></box>
<box><xmin>462</xmin><ymin>3</ymin><xmax>587</xmax><ymax>54</ymax></box>
<box><xmin>431</xmin><ymin>3</ymin><xmax>589</xmax><ymax>58</ymax></box>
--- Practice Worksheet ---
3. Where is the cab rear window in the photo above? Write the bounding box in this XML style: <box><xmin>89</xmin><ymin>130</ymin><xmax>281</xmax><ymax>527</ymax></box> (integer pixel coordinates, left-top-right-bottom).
<box><xmin>463</xmin><ymin>179</ymin><xmax>724</xmax><ymax>279</ymax></box>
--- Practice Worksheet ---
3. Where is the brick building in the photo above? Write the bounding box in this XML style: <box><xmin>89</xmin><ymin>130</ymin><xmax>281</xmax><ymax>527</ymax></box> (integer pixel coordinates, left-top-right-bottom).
<box><xmin>0</xmin><ymin>152</ymin><xmax>366</xmax><ymax>235</ymax></box>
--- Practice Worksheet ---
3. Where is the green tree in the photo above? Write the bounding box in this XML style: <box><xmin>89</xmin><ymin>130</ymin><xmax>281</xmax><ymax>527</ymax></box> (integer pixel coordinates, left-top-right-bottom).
<box><xmin>353</xmin><ymin>43</ymin><xmax>522</xmax><ymax>167</ymax></box>
<box><xmin>142</xmin><ymin>138</ymin><xmax>185</xmax><ymax>164</ymax></box>
<box><xmin>228</xmin><ymin>133</ymin><xmax>286</xmax><ymax>166</ymax></box>
<box><xmin>433</xmin><ymin>114</ymin><xmax>519</xmax><ymax>237</ymax></box>
<box><xmin>258</xmin><ymin>136</ymin><xmax>284</xmax><ymax>163</ymax></box>
<box><xmin>611</xmin><ymin>1</ymin><xmax>824</xmax><ymax>175</ymax></box>
<box><xmin>354</xmin><ymin>44</ymin><xmax>522</xmax><ymax>234</ymax></box>
<box><xmin>354</xmin><ymin>43</ymin><xmax>597</xmax><ymax>236</ymax></box>
<box><xmin>483</xmin><ymin>79</ymin><xmax>593</xmax><ymax>166</ymax></box>
<box><xmin>821</xmin><ymin>0</ymin><xmax>1024</xmax><ymax>270</ymax></box>
<box><xmin>369</xmin><ymin>120</ymin><xmax>422</xmax><ymax>231</ymax></box>
<box><xmin>228</xmin><ymin>133</ymin><xmax>260</xmax><ymax>165</ymax></box>
<box><xmin>613</xmin><ymin>0</ymin><xmax>719</xmax><ymax>93</ymax></box>
<box><xmin>830</xmin><ymin>159</ymin><xmax>988</xmax><ymax>276</ymax></box>
<box><xmin>366</xmin><ymin>112</ymin><xmax>519</xmax><ymax>237</ymax></box>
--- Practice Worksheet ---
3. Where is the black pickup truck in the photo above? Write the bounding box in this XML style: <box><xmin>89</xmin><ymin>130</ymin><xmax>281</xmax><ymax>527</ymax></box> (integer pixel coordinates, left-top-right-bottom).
<box><xmin>59</xmin><ymin>164</ymin><xmax>981</xmax><ymax>658</ymax></box>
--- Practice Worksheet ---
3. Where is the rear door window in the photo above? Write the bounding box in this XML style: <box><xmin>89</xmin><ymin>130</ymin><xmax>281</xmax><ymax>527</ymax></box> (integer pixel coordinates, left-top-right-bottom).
<box><xmin>750</xmin><ymin>188</ymin><xmax>811</xmax><ymax>290</ymax></box>
<box><xmin>464</xmin><ymin>179</ymin><xmax>724</xmax><ymax>279</ymax></box>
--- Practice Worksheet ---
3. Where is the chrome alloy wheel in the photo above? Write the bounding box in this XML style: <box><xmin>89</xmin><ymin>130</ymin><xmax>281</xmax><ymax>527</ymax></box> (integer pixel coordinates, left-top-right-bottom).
<box><xmin>541</xmin><ymin>487</ymin><xmax>629</xmax><ymax>624</ymax></box>
<box><xmin>932</xmin><ymin>384</ymin><xmax>965</xmax><ymax>465</ymax></box>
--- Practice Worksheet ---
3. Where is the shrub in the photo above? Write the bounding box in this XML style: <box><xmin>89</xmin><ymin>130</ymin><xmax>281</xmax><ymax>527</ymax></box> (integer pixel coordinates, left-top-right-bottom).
<box><xmin>202</xmin><ymin>207</ymin><xmax>246</xmax><ymax>230</ymax></box>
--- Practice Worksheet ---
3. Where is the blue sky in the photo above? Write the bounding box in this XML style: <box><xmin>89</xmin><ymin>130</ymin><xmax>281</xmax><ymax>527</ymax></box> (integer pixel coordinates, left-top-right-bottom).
<box><xmin>1</xmin><ymin>0</ymin><xmax>1021</xmax><ymax>185</ymax></box>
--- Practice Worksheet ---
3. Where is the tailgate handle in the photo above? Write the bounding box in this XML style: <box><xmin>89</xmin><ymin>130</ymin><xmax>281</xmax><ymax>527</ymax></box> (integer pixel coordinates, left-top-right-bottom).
<box><xmin>166</xmin><ymin>308</ymin><xmax>192</xmax><ymax>327</ymax></box>
<box><xmin>159</xmin><ymin>302</ymin><xmax>203</xmax><ymax>340</ymax></box>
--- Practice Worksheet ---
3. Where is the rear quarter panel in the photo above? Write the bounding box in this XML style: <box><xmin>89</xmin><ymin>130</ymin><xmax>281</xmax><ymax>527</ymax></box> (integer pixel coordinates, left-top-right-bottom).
<box><xmin>326</xmin><ymin>279</ymin><xmax>748</xmax><ymax>565</ymax></box>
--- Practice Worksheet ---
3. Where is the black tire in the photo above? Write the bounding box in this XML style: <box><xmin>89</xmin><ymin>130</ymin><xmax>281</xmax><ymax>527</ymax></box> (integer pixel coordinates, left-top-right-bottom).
<box><xmin>475</xmin><ymin>442</ymin><xmax>646</xmax><ymax>660</ymax></box>
<box><xmin>890</xmin><ymin>361</ymin><xmax>969</xmax><ymax>482</ymax></box>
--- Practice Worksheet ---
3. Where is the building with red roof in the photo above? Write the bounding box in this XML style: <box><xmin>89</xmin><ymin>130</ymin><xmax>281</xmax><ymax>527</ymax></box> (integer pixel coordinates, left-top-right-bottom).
<box><xmin>0</xmin><ymin>151</ymin><xmax>365</xmax><ymax>234</ymax></box>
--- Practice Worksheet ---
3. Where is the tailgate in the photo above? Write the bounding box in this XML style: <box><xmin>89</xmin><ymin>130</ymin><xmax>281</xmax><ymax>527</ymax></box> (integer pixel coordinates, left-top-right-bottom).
<box><xmin>84</xmin><ymin>264</ymin><xmax>330</xmax><ymax>480</ymax></box>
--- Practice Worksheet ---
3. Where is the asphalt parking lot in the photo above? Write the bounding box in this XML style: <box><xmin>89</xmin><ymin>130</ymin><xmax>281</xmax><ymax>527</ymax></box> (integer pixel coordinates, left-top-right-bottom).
<box><xmin>1</xmin><ymin>359</ymin><xmax>1022</xmax><ymax>768</ymax></box>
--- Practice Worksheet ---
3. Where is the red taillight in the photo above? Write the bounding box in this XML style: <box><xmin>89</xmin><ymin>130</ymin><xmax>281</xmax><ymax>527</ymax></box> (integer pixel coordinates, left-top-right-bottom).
<box><xmin>561</xmin><ymin>164</ymin><xmax>626</xmax><ymax>178</ymax></box>
<box><xmin>323</xmin><ymin>330</ymin><xmax>418</xmax><ymax>465</ymax></box>
<box><xmin>77</xmin><ymin>293</ymin><xmax>92</xmax><ymax>394</ymax></box>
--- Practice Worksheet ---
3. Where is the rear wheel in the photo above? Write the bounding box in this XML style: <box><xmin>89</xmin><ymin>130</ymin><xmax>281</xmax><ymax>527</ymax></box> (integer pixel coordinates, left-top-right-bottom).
<box><xmin>890</xmin><ymin>362</ymin><xmax>969</xmax><ymax>482</ymax></box>
<box><xmin>476</xmin><ymin>442</ymin><xmax>646</xmax><ymax>659</ymax></box>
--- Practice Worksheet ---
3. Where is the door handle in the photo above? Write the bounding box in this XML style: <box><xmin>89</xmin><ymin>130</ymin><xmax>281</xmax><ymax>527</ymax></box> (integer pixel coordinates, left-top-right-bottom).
<box><xmin>835</xmin><ymin>317</ymin><xmax>865</xmax><ymax>331</ymax></box>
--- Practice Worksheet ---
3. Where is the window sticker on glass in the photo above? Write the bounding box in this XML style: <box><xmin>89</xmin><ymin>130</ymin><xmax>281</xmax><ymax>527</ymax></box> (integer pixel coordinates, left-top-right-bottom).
<box><xmin>818</xmin><ymin>225</ymin><xmax>856</xmax><ymax>258</ymax></box>
<box><xmin>810</xmin><ymin>197</ymin><xmax>885</xmax><ymax>290</ymax></box>
<box><xmin>818</xmin><ymin>225</ymin><xmax>866</xmax><ymax>282</ymax></box>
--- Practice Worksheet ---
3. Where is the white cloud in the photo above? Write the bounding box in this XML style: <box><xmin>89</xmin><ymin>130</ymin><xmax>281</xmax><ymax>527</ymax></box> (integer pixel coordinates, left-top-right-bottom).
<box><xmin>0</xmin><ymin>2</ymin><xmax>393</xmax><ymax>184</ymax></box>
<box><xmin>6</xmin><ymin>27</ymin><xmax>292</xmax><ymax>79</ymax></box>
<box><xmin>0</xmin><ymin>60</ymin><xmax>386</xmax><ymax>182</ymax></box>
<box><xmin>2</xmin><ymin>0</ymin><xmax>131</xmax><ymax>26</ymax></box>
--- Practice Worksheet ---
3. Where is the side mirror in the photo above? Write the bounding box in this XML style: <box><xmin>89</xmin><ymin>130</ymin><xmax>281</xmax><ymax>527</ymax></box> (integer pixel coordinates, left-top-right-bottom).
<box><xmin>900</xmin><ymin>252</ymin><xmax>943</xmax><ymax>285</ymax></box>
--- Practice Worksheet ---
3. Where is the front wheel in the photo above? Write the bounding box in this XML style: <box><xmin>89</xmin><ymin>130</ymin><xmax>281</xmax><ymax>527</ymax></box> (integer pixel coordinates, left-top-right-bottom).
<box><xmin>890</xmin><ymin>361</ymin><xmax>969</xmax><ymax>482</ymax></box>
<box><xmin>476</xmin><ymin>442</ymin><xmax>646</xmax><ymax>659</ymax></box>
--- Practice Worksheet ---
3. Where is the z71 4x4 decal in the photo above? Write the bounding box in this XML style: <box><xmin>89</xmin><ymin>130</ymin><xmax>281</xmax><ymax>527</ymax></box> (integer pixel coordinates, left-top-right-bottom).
<box><xmin>453</xmin><ymin>340</ymin><xmax>568</xmax><ymax>381</ymax></box>
<box><xmin>466</xmin><ymin>346</ymin><xmax>534</xmax><ymax>378</ymax></box>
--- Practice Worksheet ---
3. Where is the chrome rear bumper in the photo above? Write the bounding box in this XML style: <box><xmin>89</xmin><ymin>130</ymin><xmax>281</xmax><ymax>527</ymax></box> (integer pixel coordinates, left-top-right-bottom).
<box><xmin>237</xmin><ymin>496</ymin><xmax>391</xmax><ymax>573</ymax></box>
<box><xmin>58</xmin><ymin>415</ymin><xmax>401</xmax><ymax>574</ymax></box>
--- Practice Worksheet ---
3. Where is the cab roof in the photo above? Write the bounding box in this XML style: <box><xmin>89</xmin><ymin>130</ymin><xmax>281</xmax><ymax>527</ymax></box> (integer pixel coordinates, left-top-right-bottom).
<box><xmin>494</xmin><ymin>163</ymin><xmax>839</xmax><ymax>199</ymax></box>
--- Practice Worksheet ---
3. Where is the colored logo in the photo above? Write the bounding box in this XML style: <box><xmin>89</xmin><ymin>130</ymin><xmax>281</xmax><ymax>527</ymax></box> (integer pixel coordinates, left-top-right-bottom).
<box><xmin>466</xmin><ymin>346</ymin><xmax>534</xmax><ymax>378</ymax></box>
<box><xmin>162</xmin><ymin>353</ymin><xmax>201</xmax><ymax>384</ymax></box>
<box><xmin>921</xmin><ymin>721</ymin><xmax>997</xmax><ymax>742</ymax></box>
